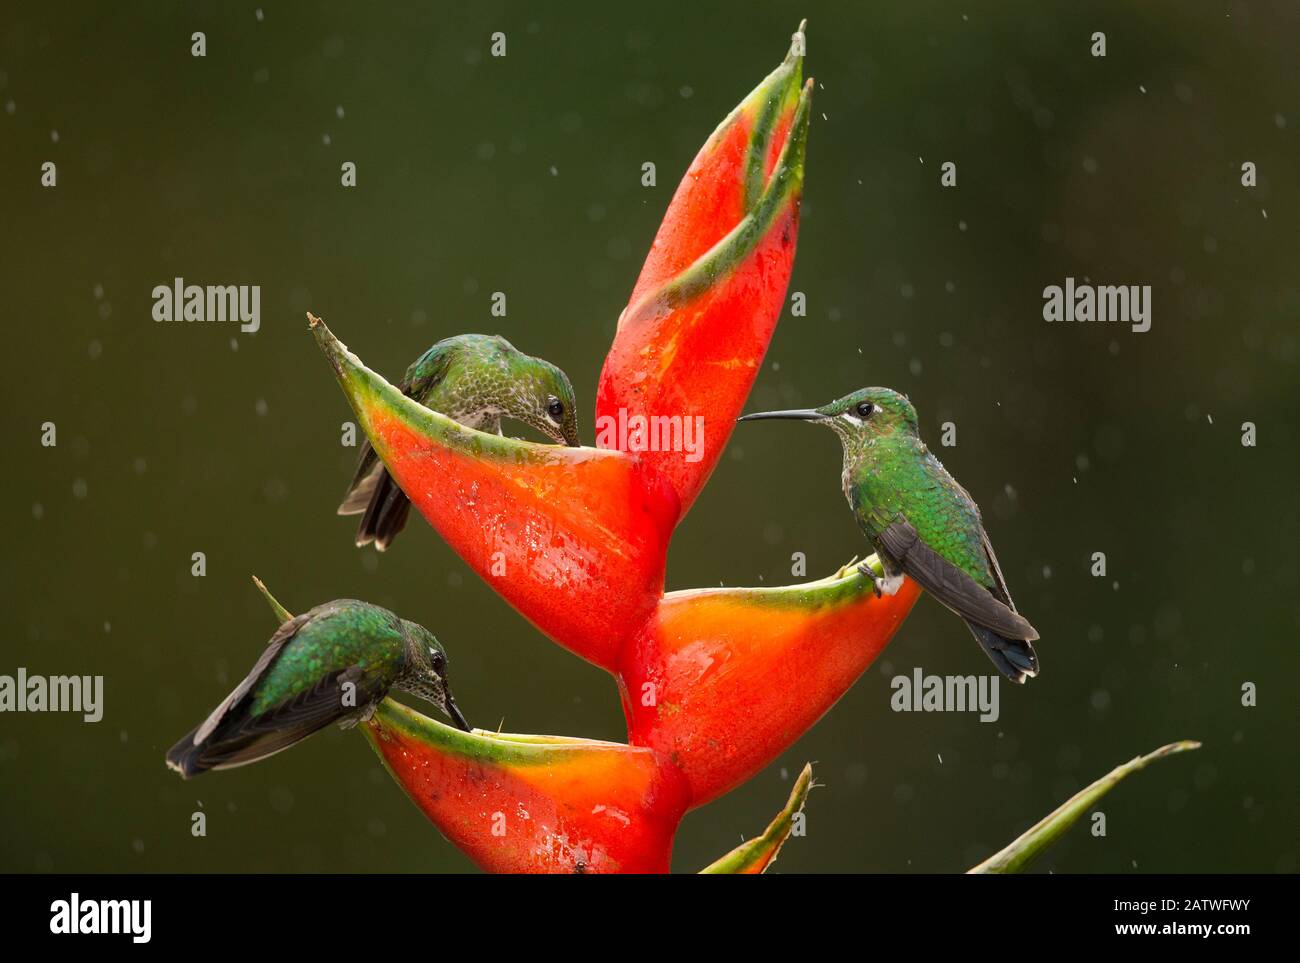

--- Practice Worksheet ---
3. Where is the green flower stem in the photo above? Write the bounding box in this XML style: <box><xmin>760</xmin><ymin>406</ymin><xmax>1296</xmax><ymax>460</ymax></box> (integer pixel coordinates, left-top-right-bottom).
<box><xmin>700</xmin><ymin>763</ymin><xmax>814</xmax><ymax>873</ymax></box>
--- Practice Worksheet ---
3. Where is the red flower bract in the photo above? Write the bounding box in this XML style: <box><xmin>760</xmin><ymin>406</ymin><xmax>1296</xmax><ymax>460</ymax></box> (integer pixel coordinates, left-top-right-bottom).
<box><xmin>327</xmin><ymin>388</ymin><xmax>678</xmax><ymax>669</ymax></box>
<box><xmin>368</xmin><ymin>703</ymin><xmax>690</xmax><ymax>874</ymax></box>
<box><xmin>619</xmin><ymin>573</ymin><xmax>921</xmax><ymax>807</ymax></box>
<box><xmin>597</xmin><ymin>41</ymin><xmax>809</xmax><ymax>515</ymax></box>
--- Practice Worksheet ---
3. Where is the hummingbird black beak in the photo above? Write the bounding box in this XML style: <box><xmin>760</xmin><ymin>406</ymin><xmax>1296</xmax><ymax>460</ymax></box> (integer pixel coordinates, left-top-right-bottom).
<box><xmin>445</xmin><ymin>694</ymin><xmax>472</xmax><ymax>732</ymax></box>
<box><xmin>738</xmin><ymin>408</ymin><xmax>826</xmax><ymax>422</ymax></box>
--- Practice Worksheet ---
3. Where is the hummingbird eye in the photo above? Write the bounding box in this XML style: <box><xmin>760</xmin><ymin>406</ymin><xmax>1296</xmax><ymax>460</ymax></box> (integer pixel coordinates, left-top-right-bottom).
<box><xmin>429</xmin><ymin>648</ymin><xmax>446</xmax><ymax>672</ymax></box>
<box><xmin>546</xmin><ymin>397</ymin><xmax>564</xmax><ymax>419</ymax></box>
<box><xmin>856</xmin><ymin>402</ymin><xmax>875</xmax><ymax>418</ymax></box>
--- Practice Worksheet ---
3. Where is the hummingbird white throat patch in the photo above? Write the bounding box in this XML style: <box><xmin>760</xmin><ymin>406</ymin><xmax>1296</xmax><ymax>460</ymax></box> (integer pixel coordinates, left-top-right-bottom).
<box><xmin>1042</xmin><ymin>276</ymin><xmax>1151</xmax><ymax>332</ymax></box>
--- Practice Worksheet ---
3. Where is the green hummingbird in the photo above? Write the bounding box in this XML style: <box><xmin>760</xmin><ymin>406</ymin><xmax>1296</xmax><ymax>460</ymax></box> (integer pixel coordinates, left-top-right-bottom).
<box><xmin>740</xmin><ymin>387</ymin><xmax>1040</xmax><ymax>682</ymax></box>
<box><xmin>338</xmin><ymin>334</ymin><xmax>581</xmax><ymax>550</ymax></box>
<box><xmin>165</xmin><ymin>599</ymin><xmax>471</xmax><ymax>778</ymax></box>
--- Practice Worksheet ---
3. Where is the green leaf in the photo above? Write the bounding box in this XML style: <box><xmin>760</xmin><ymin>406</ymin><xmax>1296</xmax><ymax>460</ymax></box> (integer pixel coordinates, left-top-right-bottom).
<box><xmin>967</xmin><ymin>740</ymin><xmax>1201</xmax><ymax>873</ymax></box>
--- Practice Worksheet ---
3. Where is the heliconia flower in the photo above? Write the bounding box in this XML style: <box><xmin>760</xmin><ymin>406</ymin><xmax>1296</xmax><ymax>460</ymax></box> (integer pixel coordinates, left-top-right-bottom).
<box><xmin>284</xmin><ymin>20</ymin><xmax>1203</xmax><ymax>875</ymax></box>
<box><xmin>365</xmin><ymin>700</ymin><xmax>691</xmax><ymax>874</ymax></box>
<box><xmin>311</xmin><ymin>315</ymin><xmax>677</xmax><ymax>670</ymax></box>
<box><xmin>596</xmin><ymin>26</ymin><xmax>812</xmax><ymax>516</ymax></box>
<box><xmin>621</xmin><ymin>567</ymin><xmax>921</xmax><ymax>806</ymax></box>
<box><xmin>305</xmin><ymin>24</ymin><xmax>932</xmax><ymax>871</ymax></box>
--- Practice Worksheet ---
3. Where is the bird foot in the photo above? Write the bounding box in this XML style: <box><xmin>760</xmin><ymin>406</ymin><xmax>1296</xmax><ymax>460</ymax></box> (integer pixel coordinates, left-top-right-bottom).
<box><xmin>857</xmin><ymin>562</ymin><xmax>903</xmax><ymax>598</ymax></box>
<box><xmin>339</xmin><ymin>703</ymin><xmax>377</xmax><ymax>730</ymax></box>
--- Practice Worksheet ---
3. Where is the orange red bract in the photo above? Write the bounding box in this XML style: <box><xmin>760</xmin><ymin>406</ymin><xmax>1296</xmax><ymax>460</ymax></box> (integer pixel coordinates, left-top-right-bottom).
<box><xmin>367</xmin><ymin>704</ymin><xmax>690</xmax><ymax>874</ymax></box>
<box><xmin>597</xmin><ymin>45</ymin><xmax>809</xmax><ymax>514</ymax></box>
<box><xmin>619</xmin><ymin>576</ymin><xmax>921</xmax><ymax>808</ymax></box>
<box><xmin>362</xmin><ymin>404</ymin><xmax>676</xmax><ymax>670</ymax></box>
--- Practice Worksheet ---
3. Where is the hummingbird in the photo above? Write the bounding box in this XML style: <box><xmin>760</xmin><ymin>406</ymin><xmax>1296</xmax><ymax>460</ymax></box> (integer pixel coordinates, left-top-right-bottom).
<box><xmin>338</xmin><ymin>334</ymin><xmax>581</xmax><ymax>550</ymax></box>
<box><xmin>165</xmin><ymin>599</ymin><xmax>471</xmax><ymax>778</ymax></box>
<box><xmin>740</xmin><ymin>387</ymin><xmax>1040</xmax><ymax>682</ymax></box>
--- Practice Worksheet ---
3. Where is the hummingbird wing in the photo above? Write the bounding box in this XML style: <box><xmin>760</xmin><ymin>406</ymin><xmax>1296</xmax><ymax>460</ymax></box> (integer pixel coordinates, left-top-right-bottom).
<box><xmin>177</xmin><ymin>666</ymin><xmax>384</xmax><ymax>774</ymax></box>
<box><xmin>167</xmin><ymin>614</ymin><xmax>394</xmax><ymax>776</ymax></box>
<box><xmin>878</xmin><ymin>517</ymin><xmax>1039</xmax><ymax>641</ymax></box>
<box><xmin>400</xmin><ymin>339</ymin><xmax>459</xmax><ymax>402</ymax></box>
<box><xmin>191</xmin><ymin>613</ymin><xmax>311</xmax><ymax>745</ymax></box>
<box><xmin>978</xmin><ymin>527</ymin><xmax>1020</xmax><ymax>617</ymax></box>
<box><xmin>337</xmin><ymin>341</ymin><xmax>457</xmax><ymax>517</ymax></box>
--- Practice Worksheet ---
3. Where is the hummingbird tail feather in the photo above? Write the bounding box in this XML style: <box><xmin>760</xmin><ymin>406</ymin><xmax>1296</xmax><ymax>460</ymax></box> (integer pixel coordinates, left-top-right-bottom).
<box><xmin>966</xmin><ymin>620</ymin><xmax>1039</xmax><ymax>684</ymax></box>
<box><xmin>338</xmin><ymin>464</ymin><xmax>381</xmax><ymax>515</ymax></box>
<box><xmin>165</xmin><ymin>724</ymin><xmax>329</xmax><ymax>777</ymax></box>
<box><xmin>338</xmin><ymin>442</ymin><xmax>382</xmax><ymax>516</ymax></box>
<box><xmin>165</xmin><ymin>727</ymin><xmax>213</xmax><ymax>779</ymax></box>
<box><xmin>354</xmin><ymin>468</ymin><xmax>413</xmax><ymax>551</ymax></box>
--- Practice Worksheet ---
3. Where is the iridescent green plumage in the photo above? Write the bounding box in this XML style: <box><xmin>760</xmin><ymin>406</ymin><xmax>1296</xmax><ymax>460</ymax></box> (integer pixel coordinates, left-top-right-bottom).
<box><xmin>165</xmin><ymin>599</ymin><xmax>469</xmax><ymax>778</ymax></box>
<box><xmin>249</xmin><ymin>603</ymin><xmax>404</xmax><ymax>714</ymax></box>
<box><xmin>338</xmin><ymin>334</ymin><xmax>580</xmax><ymax>550</ymax></box>
<box><xmin>840</xmin><ymin>410</ymin><xmax>992</xmax><ymax>589</ymax></box>
<box><xmin>741</xmin><ymin>387</ymin><xmax>1040</xmax><ymax>682</ymax></box>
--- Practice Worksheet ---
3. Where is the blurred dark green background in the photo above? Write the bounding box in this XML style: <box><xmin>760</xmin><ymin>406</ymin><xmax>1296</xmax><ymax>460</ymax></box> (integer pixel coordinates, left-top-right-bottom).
<box><xmin>2</xmin><ymin>1</ymin><xmax>1296</xmax><ymax>873</ymax></box>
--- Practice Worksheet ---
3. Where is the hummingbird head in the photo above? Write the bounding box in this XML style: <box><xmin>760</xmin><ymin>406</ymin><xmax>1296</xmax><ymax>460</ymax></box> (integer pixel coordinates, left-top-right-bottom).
<box><xmin>815</xmin><ymin>387</ymin><xmax>919</xmax><ymax>441</ymax></box>
<box><xmin>739</xmin><ymin>387</ymin><xmax>919</xmax><ymax>449</ymax></box>
<box><xmin>514</xmin><ymin>355</ymin><xmax>581</xmax><ymax>448</ymax></box>
<box><xmin>399</xmin><ymin>622</ymin><xmax>471</xmax><ymax>732</ymax></box>
<box><xmin>434</xmin><ymin>335</ymin><xmax>581</xmax><ymax>447</ymax></box>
